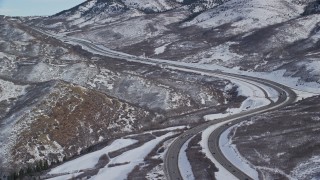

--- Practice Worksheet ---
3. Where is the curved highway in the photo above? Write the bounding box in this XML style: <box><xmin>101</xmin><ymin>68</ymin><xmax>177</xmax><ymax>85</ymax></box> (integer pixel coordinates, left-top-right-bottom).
<box><xmin>32</xmin><ymin>27</ymin><xmax>297</xmax><ymax>180</ymax></box>
<box><xmin>164</xmin><ymin>73</ymin><xmax>296</xmax><ymax>180</ymax></box>
<box><xmin>206</xmin><ymin>74</ymin><xmax>296</xmax><ymax>179</ymax></box>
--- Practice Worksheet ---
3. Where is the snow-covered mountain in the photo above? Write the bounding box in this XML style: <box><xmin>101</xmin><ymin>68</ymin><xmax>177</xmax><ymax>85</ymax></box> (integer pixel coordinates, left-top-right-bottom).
<box><xmin>26</xmin><ymin>0</ymin><xmax>320</xmax><ymax>86</ymax></box>
<box><xmin>0</xmin><ymin>16</ymin><xmax>238</xmax><ymax>174</ymax></box>
<box><xmin>26</xmin><ymin>0</ymin><xmax>227</xmax><ymax>31</ymax></box>
<box><xmin>2</xmin><ymin>0</ymin><xmax>320</xmax><ymax>178</ymax></box>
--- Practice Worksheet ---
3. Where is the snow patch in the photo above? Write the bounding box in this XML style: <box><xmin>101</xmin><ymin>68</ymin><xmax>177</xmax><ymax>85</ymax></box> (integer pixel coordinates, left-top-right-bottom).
<box><xmin>0</xmin><ymin>79</ymin><xmax>27</xmax><ymax>102</ymax></box>
<box><xmin>291</xmin><ymin>155</ymin><xmax>320</xmax><ymax>179</ymax></box>
<box><xmin>154</xmin><ymin>43</ymin><xmax>170</xmax><ymax>55</ymax></box>
<box><xmin>220</xmin><ymin>124</ymin><xmax>259</xmax><ymax>179</ymax></box>
<box><xmin>184</xmin><ymin>0</ymin><xmax>306</xmax><ymax>35</ymax></box>
<box><xmin>47</xmin><ymin>172</ymin><xmax>83</xmax><ymax>180</ymax></box>
<box><xmin>198</xmin><ymin>42</ymin><xmax>243</xmax><ymax>63</ymax></box>
<box><xmin>49</xmin><ymin>138</ymin><xmax>137</xmax><ymax>174</ymax></box>
<box><xmin>92</xmin><ymin>132</ymin><xmax>175</xmax><ymax>180</ymax></box>
<box><xmin>204</xmin><ymin>77</ymin><xmax>271</xmax><ymax>121</ymax></box>
<box><xmin>178</xmin><ymin>137</ymin><xmax>195</xmax><ymax>180</ymax></box>
<box><xmin>200</xmin><ymin>124</ymin><xmax>238</xmax><ymax>180</ymax></box>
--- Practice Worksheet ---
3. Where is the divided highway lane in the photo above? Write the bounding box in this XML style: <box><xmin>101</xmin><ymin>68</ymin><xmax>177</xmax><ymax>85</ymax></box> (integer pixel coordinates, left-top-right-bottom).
<box><xmin>207</xmin><ymin>74</ymin><xmax>297</xmax><ymax>180</ymax></box>
<box><xmin>31</xmin><ymin>28</ymin><xmax>297</xmax><ymax>180</ymax></box>
<box><xmin>164</xmin><ymin>73</ymin><xmax>296</xmax><ymax>180</ymax></box>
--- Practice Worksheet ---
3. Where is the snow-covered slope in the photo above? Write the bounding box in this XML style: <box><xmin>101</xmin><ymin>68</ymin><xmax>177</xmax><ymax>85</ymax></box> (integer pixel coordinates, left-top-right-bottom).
<box><xmin>33</xmin><ymin>0</ymin><xmax>131</xmax><ymax>30</ymax></box>
<box><xmin>27</xmin><ymin>0</ymin><xmax>320</xmax><ymax>86</ymax></box>
<box><xmin>183</xmin><ymin>0</ymin><xmax>306</xmax><ymax>34</ymax></box>
<box><xmin>0</xmin><ymin>17</ymin><xmax>238</xmax><ymax>175</ymax></box>
<box><xmin>4</xmin><ymin>0</ymin><xmax>320</xmax><ymax>178</ymax></box>
<box><xmin>26</xmin><ymin>0</ymin><xmax>232</xmax><ymax>32</ymax></box>
<box><xmin>28</xmin><ymin>0</ymin><xmax>181</xmax><ymax>31</ymax></box>
<box><xmin>122</xmin><ymin>0</ymin><xmax>179</xmax><ymax>12</ymax></box>
<box><xmin>0</xmin><ymin>80</ymin><xmax>153</xmax><ymax>172</ymax></box>
<box><xmin>231</xmin><ymin>95</ymin><xmax>320</xmax><ymax>179</ymax></box>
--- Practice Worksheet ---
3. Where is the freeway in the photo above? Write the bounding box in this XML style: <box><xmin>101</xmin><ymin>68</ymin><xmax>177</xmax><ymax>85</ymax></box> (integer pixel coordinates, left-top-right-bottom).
<box><xmin>32</xmin><ymin>27</ymin><xmax>297</xmax><ymax>180</ymax></box>
<box><xmin>164</xmin><ymin>73</ymin><xmax>296</xmax><ymax>180</ymax></box>
<box><xmin>206</xmin><ymin>74</ymin><xmax>297</xmax><ymax>179</ymax></box>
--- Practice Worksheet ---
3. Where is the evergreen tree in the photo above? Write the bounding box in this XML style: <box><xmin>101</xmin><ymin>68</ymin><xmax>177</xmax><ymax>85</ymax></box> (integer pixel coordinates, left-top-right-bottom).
<box><xmin>12</xmin><ymin>171</ymin><xmax>18</xmax><ymax>180</ymax></box>
<box><xmin>62</xmin><ymin>156</ymin><xmax>67</xmax><ymax>162</ymax></box>
<box><xmin>43</xmin><ymin>160</ymin><xmax>49</xmax><ymax>170</ymax></box>
<box><xmin>19</xmin><ymin>168</ymin><xmax>25</xmax><ymax>178</ymax></box>
<box><xmin>26</xmin><ymin>165</ymin><xmax>33</xmax><ymax>175</ymax></box>
<box><xmin>35</xmin><ymin>160</ymin><xmax>42</xmax><ymax>172</ymax></box>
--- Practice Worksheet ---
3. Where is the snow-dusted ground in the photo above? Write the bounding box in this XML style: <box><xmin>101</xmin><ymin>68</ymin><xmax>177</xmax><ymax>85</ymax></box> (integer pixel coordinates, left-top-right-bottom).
<box><xmin>47</xmin><ymin>125</ymin><xmax>185</xmax><ymax>179</ymax></box>
<box><xmin>49</xmin><ymin>139</ymin><xmax>138</xmax><ymax>174</ymax></box>
<box><xmin>257</xmin><ymin>83</ymin><xmax>279</xmax><ymax>102</ymax></box>
<box><xmin>201</xmin><ymin>123</ymin><xmax>238</xmax><ymax>180</ymax></box>
<box><xmin>291</xmin><ymin>155</ymin><xmax>320</xmax><ymax>180</ymax></box>
<box><xmin>122</xmin><ymin>0</ymin><xmax>177</xmax><ymax>12</ymax></box>
<box><xmin>183</xmin><ymin>0</ymin><xmax>306</xmax><ymax>35</ymax></box>
<box><xmin>204</xmin><ymin>76</ymin><xmax>272</xmax><ymax>121</ymax></box>
<box><xmin>178</xmin><ymin>137</ymin><xmax>195</xmax><ymax>180</ymax></box>
<box><xmin>301</xmin><ymin>60</ymin><xmax>320</xmax><ymax>78</ymax></box>
<box><xmin>146</xmin><ymin>137</ymin><xmax>174</xmax><ymax>180</ymax></box>
<box><xmin>48</xmin><ymin>172</ymin><xmax>83</xmax><ymax>180</ymax></box>
<box><xmin>220</xmin><ymin>124</ymin><xmax>259</xmax><ymax>180</ymax></box>
<box><xmin>293</xmin><ymin>89</ymin><xmax>320</xmax><ymax>102</ymax></box>
<box><xmin>204</xmin><ymin>96</ymin><xmax>270</xmax><ymax>121</ymax></box>
<box><xmin>204</xmin><ymin>95</ymin><xmax>269</xmax><ymax>121</ymax></box>
<box><xmin>0</xmin><ymin>79</ymin><xmax>28</xmax><ymax>102</ymax></box>
<box><xmin>125</xmin><ymin>125</ymin><xmax>188</xmax><ymax>138</ymax></box>
<box><xmin>198</xmin><ymin>42</ymin><xmax>244</xmax><ymax>63</ymax></box>
<box><xmin>92</xmin><ymin>132</ymin><xmax>175</xmax><ymax>180</ymax></box>
<box><xmin>154</xmin><ymin>43</ymin><xmax>170</xmax><ymax>55</ymax></box>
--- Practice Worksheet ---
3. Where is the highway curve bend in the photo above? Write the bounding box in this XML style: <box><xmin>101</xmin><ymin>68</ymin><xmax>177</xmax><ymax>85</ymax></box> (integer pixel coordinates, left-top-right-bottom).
<box><xmin>164</xmin><ymin>72</ymin><xmax>296</xmax><ymax>180</ymax></box>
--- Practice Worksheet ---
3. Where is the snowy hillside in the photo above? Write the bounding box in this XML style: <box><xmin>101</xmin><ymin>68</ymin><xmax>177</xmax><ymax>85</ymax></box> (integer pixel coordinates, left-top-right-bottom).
<box><xmin>26</xmin><ymin>0</ymin><xmax>320</xmax><ymax>88</ymax></box>
<box><xmin>0</xmin><ymin>80</ymin><xmax>153</xmax><ymax>172</ymax></box>
<box><xmin>28</xmin><ymin>0</ymin><xmax>181</xmax><ymax>31</ymax></box>
<box><xmin>231</xmin><ymin>95</ymin><xmax>320</xmax><ymax>179</ymax></box>
<box><xmin>0</xmin><ymin>16</ymin><xmax>240</xmax><ymax>174</ymax></box>
<box><xmin>26</xmin><ymin>0</ymin><xmax>230</xmax><ymax>32</ymax></box>
<box><xmin>2</xmin><ymin>0</ymin><xmax>320</xmax><ymax>179</ymax></box>
<box><xmin>183</xmin><ymin>0</ymin><xmax>306</xmax><ymax>34</ymax></box>
<box><xmin>121</xmin><ymin>0</ymin><xmax>179</xmax><ymax>12</ymax></box>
